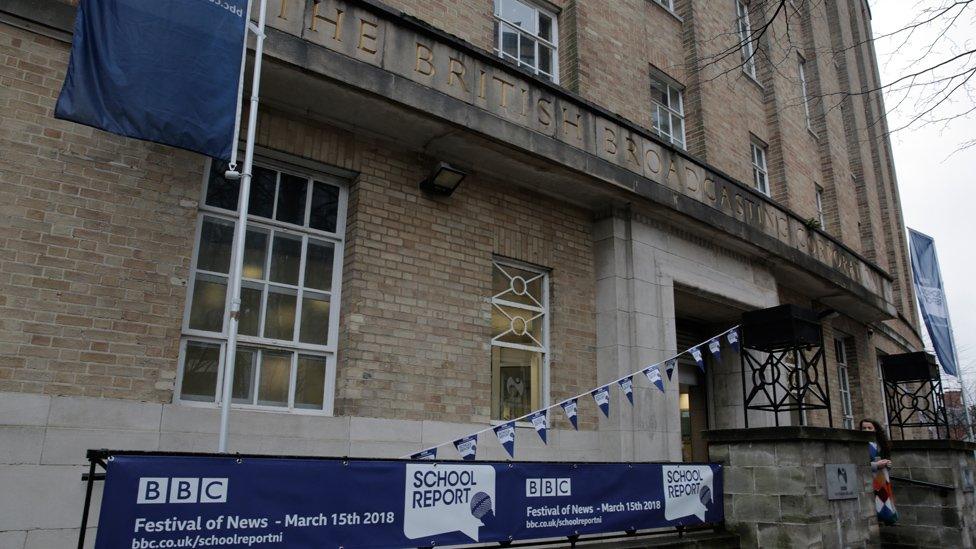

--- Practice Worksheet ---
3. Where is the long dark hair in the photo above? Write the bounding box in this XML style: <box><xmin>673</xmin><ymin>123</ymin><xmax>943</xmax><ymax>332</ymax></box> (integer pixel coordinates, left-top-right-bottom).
<box><xmin>860</xmin><ymin>418</ymin><xmax>890</xmax><ymax>459</ymax></box>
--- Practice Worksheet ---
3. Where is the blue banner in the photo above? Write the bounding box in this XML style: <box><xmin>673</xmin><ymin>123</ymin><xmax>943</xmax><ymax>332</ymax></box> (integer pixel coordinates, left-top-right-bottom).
<box><xmin>93</xmin><ymin>454</ymin><xmax>723</xmax><ymax>548</ymax></box>
<box><xmin>909</xmin><ymin>229</ymin><xmax>958</xmax><ymax>376</ymax></box>
<box><xmin>55</xmin><ymin>0</ymin><xmax>248</xmax><ymax>161</ymax></box>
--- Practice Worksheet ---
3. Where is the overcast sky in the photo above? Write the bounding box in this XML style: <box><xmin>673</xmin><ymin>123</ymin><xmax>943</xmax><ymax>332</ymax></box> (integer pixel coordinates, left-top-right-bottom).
<box><xmin>868</xmin><ymin>2</ymin><xmax>976</xmax><ymax>392</ymax></box>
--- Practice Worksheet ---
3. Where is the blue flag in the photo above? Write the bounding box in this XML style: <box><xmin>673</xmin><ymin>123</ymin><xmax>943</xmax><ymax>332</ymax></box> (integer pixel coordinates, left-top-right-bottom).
<box><xmin>529</xmin><ymin>410</ymin><xmax>548</xmax><ymax>444</ymax></box>
<box><xmin>617</xmin><ymin>376</ymin><xmax>634</xmax><ymax>405</ymax></box>
<box><xmin>591</xmin><ymin>386</ymin><xmax>611</xmax><ymax>418</ymax></box>
<box><xmin>410</xmin><ymin>448</ymin><xmax>437</xmax><ymax>460</ymax></box>
<box><xmin>665</xmin><ymin>358</ymin><xmax>677</xmax><ymax>380</ymax></box>
<box><xmin>454</xmin><ymin>434</ymin><xmax>478</xmax><ymax>461</ymax></box>
<box><xmin>909</xmin><ymin>229</ymin><xmax>959</xmax><ymax>376</ymax></box>
<box><xmin>643</xmin><ymin>365</ymin><xmax>665</xmax><ymax>393</ymax></box>
<box><xmin>707</xmin><ymin>338</ymin><xmax>721</xmax><ymax>360</ymax></box>
<box><xmin>560</xmin><ymin>399</ymin><xmax>579</xmax><ymax>430</ymax></box>
<box><xmin>493</xmin><ymin>422</ymin><xmax>516</xmax><ymax>458</ymax></box>
<box><xmin>690</xmin><ymin>346</ymin><xmax>705</xmax><ymax>372</ymax></box>
<box><xmin>726</xmin><ymin>328</ymin><xmax>740</xmax><ymax>353</ymax></box>
<box><xmin>55</xmin><ymin>0</ymin><xmax>249</xmax><ymax>161</ymax></box>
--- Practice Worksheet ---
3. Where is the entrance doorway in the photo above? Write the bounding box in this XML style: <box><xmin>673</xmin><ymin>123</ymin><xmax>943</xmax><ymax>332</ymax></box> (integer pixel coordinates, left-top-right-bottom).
<box><xmin>674</xmin><ymin>286</ymin><xmax>747</xmax><ymax>462</ymax></box>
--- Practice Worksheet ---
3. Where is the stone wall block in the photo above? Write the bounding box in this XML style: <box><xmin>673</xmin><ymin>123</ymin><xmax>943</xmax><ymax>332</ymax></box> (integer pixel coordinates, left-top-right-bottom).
<box><xmin>732</xmin><ymin>443</ymin><xmax>775</xmax><ymax>467</ymax></box>
<box><xmin>754</xmin><ymin>466</ymin><xmax>807</xmax><ymax>496</ymax></box>
<box><xmin>731</xmin><ymin>494</ymin><xmax>782</xmax><ymax>522</ymax></box>
<box><xmin>724</xmin><ymin>466</ymin><xmax>756</xmax><ymax>494</ymax></box>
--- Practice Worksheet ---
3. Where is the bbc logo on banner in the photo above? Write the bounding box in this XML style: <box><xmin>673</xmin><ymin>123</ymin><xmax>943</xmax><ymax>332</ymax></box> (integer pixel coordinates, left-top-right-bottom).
<box><xmin>137</xmin><ymin>477</ymin><xmax>228</xmax><ymax>504</ymax></box>
<box><xmin>526</xmin><ymin>478</ymin><xmax>572</xmax><ymax>497</ymax></box>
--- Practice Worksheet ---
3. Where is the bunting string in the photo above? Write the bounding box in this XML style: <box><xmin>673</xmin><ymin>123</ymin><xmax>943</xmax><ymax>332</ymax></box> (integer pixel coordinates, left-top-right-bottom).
<box><xmin>404</xmin><ymin>325</ymin><xmax>741</xmax><ymax>460</ymax></box>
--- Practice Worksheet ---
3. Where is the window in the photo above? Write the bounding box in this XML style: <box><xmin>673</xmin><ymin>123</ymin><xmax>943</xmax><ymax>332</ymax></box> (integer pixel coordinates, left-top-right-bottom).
<box><xmin>650</xmin><ymin>73</ymin><xmax>685</xmax><ymax>149</ymax></box>
<box><xmin>736</xmin><ymin>1</ymin><xmax>757</xmax><ymax>79</ymax></box>
<box><xmin>750</xmin><ymin>140</ymin><xmax>769</xmax><ymax>195</ymax></box>
<box><xmin>177</xmin><ymin>159</ymin><xmax>346</xmax><ymax>413</ymax></box>
<box><xmin>493</xmin><ymin>0</ymin><xmax>558</xmax><ymax>82</ymax></box>
<box><xmin>815</xmin><ymin>185</ymin><xmax>826</xmax><ymax>228</ymax></box>
<box><xmin>491</xmin><ymin>259</ymin><xmax>549</xmax><ymax>421</ymax></box>
<box><xmin>835</xmin><ymin>337</ymin><xmax>854</xmax><ymax>429</ymax></box>
<box><xmin>798</xmin><ymin>55</ymin><xmax>812</xmax><ymax>129</ymax></box>
<box><xmin>653</xmin><ymin>0</ymin><xmax>676</xmax><ymax>12</ymax></box>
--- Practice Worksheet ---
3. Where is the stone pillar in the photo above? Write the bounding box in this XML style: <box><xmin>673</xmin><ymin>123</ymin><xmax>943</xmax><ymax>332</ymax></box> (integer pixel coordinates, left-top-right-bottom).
<box><xmin>705</xmin><ymin>427</ymin><xmax>877</xmax><ymax>548</ymax></box>
<box><xmin>593</xmin><ymin>212</ymin><xmax>680</xmax><ymax>462</ymax></box>
<box><xmin>881</xmin><ymin>440</ymin><xmax>976</xmax><ymax>547</ymax></box>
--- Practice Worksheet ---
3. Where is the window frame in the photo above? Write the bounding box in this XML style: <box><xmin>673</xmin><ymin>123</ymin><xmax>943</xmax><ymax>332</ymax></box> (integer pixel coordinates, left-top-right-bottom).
<box><xmin>653</xmin><ymin>0</ymin><xmax>676</xmax><ymax>13</ymax></box>
<box><xmin>736</xmin><ymin>0</ymin><xmax>758</xmax><ymax>80</ymax></box>
<box><xmin>750</xmin><ymin>139</ymin><xmax>770</xmax><ymax>196</ymax></box>
<box><xmin>650</xmin><ymin>71</ymin><xmax>686</xmax><ymax>149</ymax></box>
<box><xmin>815</xmin><ymin>184</ymin><xmax>826</xmax><ymax>228</ymax></box>
<box><xmin>174</xmin><ymin>157</ymin><xmax>348</xmax><ymax>415</ymax></box>
<box><xmin>490</xmin><ymin>257</ymin><xmax>551</xmax><ymax>422</ymax></box>
<box><xmin>798</xmin><ymin>54</ymin><xmax>813</xmax><ymax>130</ymax></box>
<box><xmin>493</xmin><ymin>0</ymin><xmax>559</xmax><ymax>83</ymax></box>
<box><xmin>835</xmin><ymin>337</ymin><xmax>854</xmax><ymax>429</ymax></box>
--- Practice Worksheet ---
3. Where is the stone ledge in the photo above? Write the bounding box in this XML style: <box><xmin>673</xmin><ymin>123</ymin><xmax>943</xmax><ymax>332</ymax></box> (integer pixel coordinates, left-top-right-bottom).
<box><xmin>703</xmin><ymin>426</ymin><xmax>874</xmax><ymax>444</ymax></box>
<box><xmin>891</xmin><ymin>439</ymin><xmax>976</xmax><ymax>452</ymax></box>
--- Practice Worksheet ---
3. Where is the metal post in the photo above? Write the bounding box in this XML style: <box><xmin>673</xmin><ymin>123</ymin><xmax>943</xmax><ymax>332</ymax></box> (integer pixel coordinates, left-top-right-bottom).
<box><xmin>218</xmin><ymin>0</ymin><xmax>268</xmax><ymax>453</ymax></box>
<box><xmin>77</xmin><ymin>458</ymin><xmax>97</xmax><ymax>549</ymax></box>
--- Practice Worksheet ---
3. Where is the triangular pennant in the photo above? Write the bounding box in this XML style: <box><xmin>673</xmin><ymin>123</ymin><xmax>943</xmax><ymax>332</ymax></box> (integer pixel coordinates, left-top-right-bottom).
<box><xmin>561</xmin><ymin>399</ymin><xmax>579</xmax><ymax>430</ymax></box>
<box><xmin>493</xmin><ymin>422</ymin><xmax>516</xmax><ymax>458</ymax></box>
<box><xmin>618</xmin><ymin>376</ymin><xmax>634</xmax><ymax>405</ymax></box>
<box><xmin>726</xmin><ymin>328</ymin><xmax>740</xmax><ymax>352</ymax></box>
<box><xmin>454</xmin><ymin>434</ymin><xmax>477</xmax><ymax>461</ymax></box>
<box><xmin>529</xmin><ymin>410</ymin><xmax>548</xmax><ymax>444</ymax></box>
<box><xmin>690</xmin><ymin>346</ymin><xmax>705</xmax><ymax>372</ymax></box>
<box><xmin>591</xmin><ymin>385</ymin><xmax>611</xmax><ymax>417</ymax></box>
<box><xmin>643</xmin><ymin>364</ymin><xmax>665</xmax><ymax>392</ymax></box>
<box><xmin>708</xmin><ymin>338</ymin><xmax>721</xmax><ymax>360</ymax></box>
<box><xmin>410</xmin><ymin>448</ymin><xmax>437</xmax><ymax>460</ymax></box>
<box><xmin>665</xmin><ymin>358</ymin><xmax>677</xmax><ymax>380</ymax></box>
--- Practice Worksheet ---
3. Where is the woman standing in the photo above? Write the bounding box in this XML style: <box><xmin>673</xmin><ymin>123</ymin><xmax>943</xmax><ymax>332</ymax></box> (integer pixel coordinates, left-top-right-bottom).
<box><xmin>860</xmin><ymin>418</ymin><xmax>898</xmax><ymax>525</ymax></box>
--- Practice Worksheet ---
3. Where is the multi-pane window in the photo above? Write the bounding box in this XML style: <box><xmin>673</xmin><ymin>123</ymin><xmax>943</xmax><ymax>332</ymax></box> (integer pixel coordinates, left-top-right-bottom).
<box><xmin>736</xmin><ymin>0</ymin><xmax>757</xmax><ymax>79</ymax></box>
<box><xmin>653</xmin><ymin>0</ymin><xmax>676</xmax><ymax>12</ymax></box>
<box><xmin>798</xmin><ymin>55</ymin><xmax>812</xmax><ymax>129</ymax></box>
<box><xmin>491</xmin><ymin>259</ymin><xmax>549</xmax><ymax>421</ymax></box>
<box><xmin>493</xmin><ymin>0</ymin><xmax>558</xmax><ymax>82</ymax></box>
<box><xmin>178</xmin><ymin>160</ymin><xmax>346</xmax><ymax>413</ymax></box>
<box><xmin>650</xmin><ymin>74</ymin><xmax>685</xmax><ymax>149</ymax></box>
<box><xmin>835</xmin><ymin>337</ymin><xmax>854</xmax><ymax>429</ymax></box>
<box><xmin>815</xmin><ymin>185</ymin><xmax>826</xmax><ymax>228</ymax></box>
<box><xmin>751</xmin><ymin>140</ymin><xmax>769</xmax><ymax>195</ymax></box>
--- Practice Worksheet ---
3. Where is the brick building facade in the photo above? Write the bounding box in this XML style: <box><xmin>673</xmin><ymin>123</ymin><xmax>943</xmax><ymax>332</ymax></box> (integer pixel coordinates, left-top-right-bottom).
<box><xmin>0</xmin><ymin>0</ymin><xmax>926</xmax><ymax>545</ymax></box>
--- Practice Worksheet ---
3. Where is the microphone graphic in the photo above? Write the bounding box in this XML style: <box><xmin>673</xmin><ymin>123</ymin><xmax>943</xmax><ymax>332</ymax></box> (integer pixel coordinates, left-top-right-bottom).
<box><xmin>470</xmin><ymin>491</ymin><xmax>494</xmax><ymax>522</ymax></box>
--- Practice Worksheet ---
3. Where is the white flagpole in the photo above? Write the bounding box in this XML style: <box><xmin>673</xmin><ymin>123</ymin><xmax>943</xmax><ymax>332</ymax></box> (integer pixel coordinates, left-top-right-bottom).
<box><xmin>218</xmin><ymin>0</ymin><xmax>268</xmax><ymax>453</ymax></box>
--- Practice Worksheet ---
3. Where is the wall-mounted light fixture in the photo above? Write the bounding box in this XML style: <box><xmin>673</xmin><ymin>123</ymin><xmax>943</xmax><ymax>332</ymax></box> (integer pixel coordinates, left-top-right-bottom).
<box><xmin>419</xmin><ymin>162</ymin><xmax>467</xmax><ymax>196</ymax></box>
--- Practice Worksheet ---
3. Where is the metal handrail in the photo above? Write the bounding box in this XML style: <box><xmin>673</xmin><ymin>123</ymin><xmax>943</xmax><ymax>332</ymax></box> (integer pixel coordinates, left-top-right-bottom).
<box><xmin>891</xmin><ymin>475</ymin><xmax>954</xmax><ymax>492</ymax></box>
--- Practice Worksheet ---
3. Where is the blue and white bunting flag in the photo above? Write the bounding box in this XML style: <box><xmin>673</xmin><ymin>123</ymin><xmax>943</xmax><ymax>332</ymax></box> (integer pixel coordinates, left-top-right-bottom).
<box><xmin>726</xmin><ymin>328</ymin><xmax>740</xmax><ymax>353</ymax></box>
<box><xmin>643</xmin><ymin>365</ymin><xmax>665</xmax><ymax>392</ymax></box>
<box><xmin>690</xmin><ymin>346</ymin><xmax>705</xmax><ymax>372</ymax></box>
<box><xmin>708</xmin><ymin>338</ymin><xmax>721</xmax><ymax>360</ymax></box>
<box><xmin>493</xmin><ymin>422</ymin><xmax>516</xmax><ymax>458</ymax></box>
<box><xmin>454</xmin><ymin>434</ymin><xmax>478</xmax><ymax>461</ymax></box>
<box><xmin>410</xmin><ymin>448</ymin><xmax>437</xmax><ymax>460</ymax></box>
<box><xmin>665</xmin><ymin>358</ymin><xmax>677</xmax><ymax>380</ymax></box>
<box><xmin>529</xmin><ymin>410</ymin><xmax>548</xmax><ymax>444</ymax></box>
<box><xmin>591</xmin><ymin>385</ymin><xmax>611</xmax><ymax>417</ymax></box>
<box><xmin>618</xmin><ymin>376</ymin><xmax>634</xmax><ymax>405</ymax></box>
<box><xmin>561</xmin><ymin>399</ymin><xmax>579</xmax><ymax>430</ymax></box>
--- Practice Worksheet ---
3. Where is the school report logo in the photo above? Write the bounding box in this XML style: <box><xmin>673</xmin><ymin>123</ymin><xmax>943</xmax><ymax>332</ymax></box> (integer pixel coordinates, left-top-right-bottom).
<box><xmin>403</xmin><ymin>464</ymin><xmax>496</xmax><ymax>542</ymax></box>
<box><xmin>662</xmin><ymin>466</ymin><xmax>713</xmax><ymax>522</ymax></box>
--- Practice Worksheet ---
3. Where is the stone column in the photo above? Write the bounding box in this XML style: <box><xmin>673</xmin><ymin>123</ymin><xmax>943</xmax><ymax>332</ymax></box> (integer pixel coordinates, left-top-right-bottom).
<box><xmin>705</xmin><ymin>427</ymin><xmax>878</xmax><ymax>547</ymax></box>
<box><xmin>593</xmin><ymin>211</ymin><xmax>680</xmax><ymax>462</ymax></box>
<box><xmin>882</xmin><ymin>440</ymin><xmax>976</xmax><ymax>547</ymax></box>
